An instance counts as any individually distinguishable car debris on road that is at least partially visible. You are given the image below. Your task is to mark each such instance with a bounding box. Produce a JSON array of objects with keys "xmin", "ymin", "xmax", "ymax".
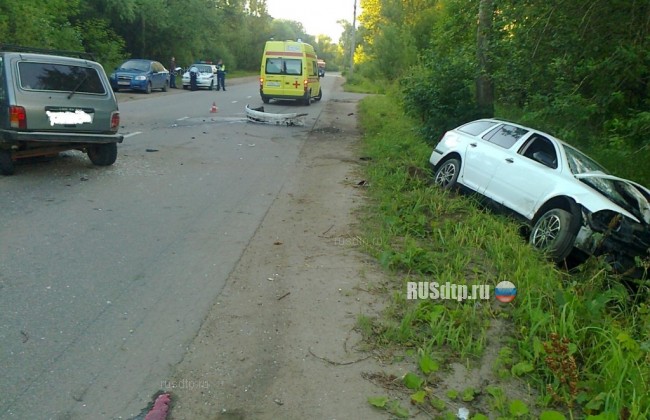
[{"xmin": 245, "ymin": 104, "xmax": 307, "ymax": 126}]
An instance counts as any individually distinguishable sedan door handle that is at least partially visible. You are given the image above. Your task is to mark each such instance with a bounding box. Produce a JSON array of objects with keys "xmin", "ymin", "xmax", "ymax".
[
  {"xmin": 505, "ymin": 158, "xmax": 514, "ymax": 163},
  {"xmin": 469, "ymin": 143, "xmax": 477, "ymax": 148}
]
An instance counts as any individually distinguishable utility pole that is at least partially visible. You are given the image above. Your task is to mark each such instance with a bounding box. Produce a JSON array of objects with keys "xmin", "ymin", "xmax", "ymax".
[{"xmin": 349, "ymin": 0, "xmax": 357, "ymax": 76}]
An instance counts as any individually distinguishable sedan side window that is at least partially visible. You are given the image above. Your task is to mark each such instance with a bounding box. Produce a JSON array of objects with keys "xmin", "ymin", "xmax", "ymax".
[
  {"xmin": 482, "ymin": 124, "xmax": 528, "ymax": 149},
  {"xmin": 458, "ymin": 120, "xmax": 498, "ymax": 136},
  {"xmin": 518, "ymin": 135, "xmax": 558, "ymax": 169}
]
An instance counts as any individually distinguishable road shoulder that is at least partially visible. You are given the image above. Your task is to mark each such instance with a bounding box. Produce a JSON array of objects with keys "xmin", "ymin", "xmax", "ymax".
[{"xmin": 168, "ymin": 83, "xmax": 389, "ymax": 419}]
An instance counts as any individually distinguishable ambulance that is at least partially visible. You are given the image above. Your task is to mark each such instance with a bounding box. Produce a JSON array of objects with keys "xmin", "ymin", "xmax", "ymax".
[{"xmin": 259, "ymin": 40, "xmax": 322, "ymax": 106}]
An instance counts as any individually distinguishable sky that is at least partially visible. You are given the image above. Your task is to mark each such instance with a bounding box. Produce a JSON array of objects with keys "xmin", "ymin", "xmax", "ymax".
[{"xmin": 265, "ymin": 0, "xmax": 360, "ymax": 43}]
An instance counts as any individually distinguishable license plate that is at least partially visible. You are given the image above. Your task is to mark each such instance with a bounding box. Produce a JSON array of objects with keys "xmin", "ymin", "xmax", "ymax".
[
  {"xmin": 118, "ymin": 81, "xmax": 130, "ymax": 86},
  {"xmin": 266, "ymin": 81, "xmax": 280, "ymax": 87},
  {"xmin": 45, "ymin": 109, "xmax": 94, "ymax": 126}
]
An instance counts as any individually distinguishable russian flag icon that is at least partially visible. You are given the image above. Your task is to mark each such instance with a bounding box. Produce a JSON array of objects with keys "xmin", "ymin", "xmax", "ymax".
[{"xmin": 495, "ymin": 281, "xmax": 517, "ymax": 303}]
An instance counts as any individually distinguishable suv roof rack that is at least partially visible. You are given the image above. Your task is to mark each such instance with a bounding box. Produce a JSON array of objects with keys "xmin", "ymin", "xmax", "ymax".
[{"xmin": 0, "ymin": 44, "xmax": 96, "ymax": 61}]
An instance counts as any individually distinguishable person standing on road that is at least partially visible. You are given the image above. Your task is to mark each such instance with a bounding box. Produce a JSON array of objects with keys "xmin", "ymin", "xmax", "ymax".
[
  {"xmin": 216, "ymin": 59, "xmax": 226, "ymax": 91},
  {"xmin": 189, "ymin": 65, "xmax": 199, "ymax": 91},
  {"xmin": 169, "ymin": 57, "xmax": 177, "ymax": 88}
]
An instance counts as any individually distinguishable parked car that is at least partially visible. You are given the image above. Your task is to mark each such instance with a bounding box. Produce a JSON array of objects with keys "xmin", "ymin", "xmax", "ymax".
[
  {"xmin": 109, "ymin": 59, "xmax": 169, "ymax": 93},
  {"xmin": 181, "ymin": 64, "xmax": 217, "ymax": 90},
  {"xmin": 429, "ymin": 118, "xmax": 650, "ymax": 270},
  {"xmin": 0, "ymin": 46, "xmax": 123, "ymax": 175}
]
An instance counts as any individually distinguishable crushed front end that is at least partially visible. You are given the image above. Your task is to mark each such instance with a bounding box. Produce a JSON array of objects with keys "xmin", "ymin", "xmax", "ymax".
[{"xmin": 575, "ymin": 209, "xmax": 650, "ymax": 273}]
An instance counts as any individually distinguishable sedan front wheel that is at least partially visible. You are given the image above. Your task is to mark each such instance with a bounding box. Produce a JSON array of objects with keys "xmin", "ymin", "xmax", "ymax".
[
  {"xmin": 529, "ymin": 208, "xmax": 577, "ymax": 262},
  {"xmin": 433, "ymin": 158, "xmax": 461, "ymax": 189}
]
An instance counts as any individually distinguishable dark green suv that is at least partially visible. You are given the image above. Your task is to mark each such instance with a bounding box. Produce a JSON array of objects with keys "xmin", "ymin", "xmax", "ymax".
[{"xmin": 0, "ymin": 46, "xmax": 123, "ymax": 175}]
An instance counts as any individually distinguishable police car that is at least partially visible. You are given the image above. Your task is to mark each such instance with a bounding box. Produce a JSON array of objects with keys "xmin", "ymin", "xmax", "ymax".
[{"xmin": 182, "ymin": 63, "xmax": 217, "ymax": 90}]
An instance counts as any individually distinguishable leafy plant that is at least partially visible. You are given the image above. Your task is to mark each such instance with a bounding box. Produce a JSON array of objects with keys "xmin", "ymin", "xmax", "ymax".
[
  {"xmin": 446, "ymin": 389, "xmax": 459, "ymax": 400},
  {"xmin": 509, "ymin": 399, "xmax": 529, "ymax": 417},
  {"xmin": 462, "ymin": 387, "xmax": 477, "ymax": 402},
  {"xmin": 403, "ymin": 372, "xmax": 424, "ymax": 390}
]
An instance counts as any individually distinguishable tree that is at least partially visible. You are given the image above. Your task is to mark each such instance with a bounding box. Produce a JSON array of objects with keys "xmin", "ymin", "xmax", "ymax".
[{"xmin": 476, "ymin": 0, "xmax": 494, "ymax": 116}]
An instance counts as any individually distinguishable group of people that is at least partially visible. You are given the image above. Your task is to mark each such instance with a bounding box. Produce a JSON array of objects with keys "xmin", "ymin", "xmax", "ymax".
[{"xmin": 169, "ymin": 56, "xmax": 226, "ymax": 91}]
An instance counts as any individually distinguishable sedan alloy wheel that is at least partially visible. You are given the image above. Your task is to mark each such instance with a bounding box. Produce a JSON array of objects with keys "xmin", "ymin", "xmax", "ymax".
[
  {"xmin": 530, "ymin": 208, "xmax": 576, "ymax": 262},
  {"xmin": 434, "ymin": 158, "xmax": 461, "ymax": 189}
]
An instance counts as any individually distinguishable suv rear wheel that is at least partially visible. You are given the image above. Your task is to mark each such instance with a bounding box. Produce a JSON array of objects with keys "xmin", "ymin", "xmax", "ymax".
[{"xmin": 87, "ymin": 143, "xmax": 118, "ymax": 166}]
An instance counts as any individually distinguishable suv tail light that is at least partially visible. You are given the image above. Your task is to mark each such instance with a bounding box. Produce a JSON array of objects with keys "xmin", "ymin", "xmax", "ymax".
[
  {"xmin": 10, "ymin": 106, "xmax": 26, "ymax": 129},
  {"xmin": 110, "ymin": 111, "xmax": 120, "ymax": 132}
]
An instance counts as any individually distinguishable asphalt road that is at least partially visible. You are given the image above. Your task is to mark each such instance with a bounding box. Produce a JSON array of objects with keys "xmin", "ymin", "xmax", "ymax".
[{"xmin": 0, "ymin": 76, "xmax": 333, "ymax": 418}]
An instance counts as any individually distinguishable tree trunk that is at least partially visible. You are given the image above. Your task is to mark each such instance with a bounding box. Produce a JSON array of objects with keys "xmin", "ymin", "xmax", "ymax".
[
  {"xmin": 476, "ymin": 0, "xmax": 495, "ymax": 117},
  {"xmin": 141, "ymin": 13, "xmax": 146, "ymax": 58}
]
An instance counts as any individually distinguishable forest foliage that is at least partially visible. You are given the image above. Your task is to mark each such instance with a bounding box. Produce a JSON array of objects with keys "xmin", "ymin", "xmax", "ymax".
[
  {"xmin": 354, "ymin": 0, "xmax": 650, "ymax": 184},
  {"xmin": 0, "ymin": 0, "xmax": 347, "ymax": 74}
]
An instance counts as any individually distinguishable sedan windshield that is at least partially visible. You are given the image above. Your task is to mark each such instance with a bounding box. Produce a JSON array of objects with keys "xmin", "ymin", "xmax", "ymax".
[
  {"xmin": 580, "ymin": 177, "xmax": 650, "ymax": 224},
  {"xmin": 120, "ymin": 60, "xmax": 150, "ymax": 72},
  {"xmin": 563, "ymin": 145, "xmax": 608, "ymax": 174}
]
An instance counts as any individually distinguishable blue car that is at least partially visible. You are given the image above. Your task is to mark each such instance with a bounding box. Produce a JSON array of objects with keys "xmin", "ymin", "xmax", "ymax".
[{"xmin": 109, "ymin": 59, "xmax": 169, "ymax": 93}]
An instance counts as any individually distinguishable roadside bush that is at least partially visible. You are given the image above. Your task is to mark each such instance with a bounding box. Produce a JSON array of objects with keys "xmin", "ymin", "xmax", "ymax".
[{"xmin": 400, "ymin": 54, "xmax": 484, "ymax": 144}]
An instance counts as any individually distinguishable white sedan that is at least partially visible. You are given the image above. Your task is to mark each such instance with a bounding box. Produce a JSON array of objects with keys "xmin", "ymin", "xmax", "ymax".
[
  {"xmin": 182, "ymin": 63, "xmax": 217, "ymax": 90},
  {"xmin": 429, "ymin": 119, "xmax": 650, "ymax": 270}
]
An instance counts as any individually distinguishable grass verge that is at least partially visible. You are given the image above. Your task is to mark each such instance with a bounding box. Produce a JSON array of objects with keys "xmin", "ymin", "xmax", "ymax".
[{"xmin": 355, "ymin": 93, "xmax": 650, "ymax": 419}]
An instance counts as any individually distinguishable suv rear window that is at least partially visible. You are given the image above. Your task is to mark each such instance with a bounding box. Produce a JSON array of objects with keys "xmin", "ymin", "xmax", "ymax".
[
  {"xmin": 18, "ymin": 62, "xmax": 106, "ymax": 94},
  {"xmin": 264, "ymin": 58, "xmax": 302, "ymax": 76}
]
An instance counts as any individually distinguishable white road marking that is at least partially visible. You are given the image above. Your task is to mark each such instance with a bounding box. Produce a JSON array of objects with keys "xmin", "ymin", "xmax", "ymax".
[{"xmin": 177, "ymin": 116, "xmax": 189, "ymax": 121}]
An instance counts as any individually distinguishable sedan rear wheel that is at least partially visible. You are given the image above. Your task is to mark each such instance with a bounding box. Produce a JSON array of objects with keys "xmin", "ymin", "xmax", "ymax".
[
  {"xmin": 529, "ymin": 208, "xmax": 577, "ymax": 262},
  {"xmin": 433, "ymin": 158, "xmax": 461, "ymax": 189}
]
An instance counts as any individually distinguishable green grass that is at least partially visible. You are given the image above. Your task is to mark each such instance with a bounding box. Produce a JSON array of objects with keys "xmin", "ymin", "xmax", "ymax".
[
  {"xmin": 356, "ymin": 94, "xmax": 650, "ymax": 419},
  {"xmin": 343, "ymin": 72, "xmax": 387, "ymax": 94}
]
